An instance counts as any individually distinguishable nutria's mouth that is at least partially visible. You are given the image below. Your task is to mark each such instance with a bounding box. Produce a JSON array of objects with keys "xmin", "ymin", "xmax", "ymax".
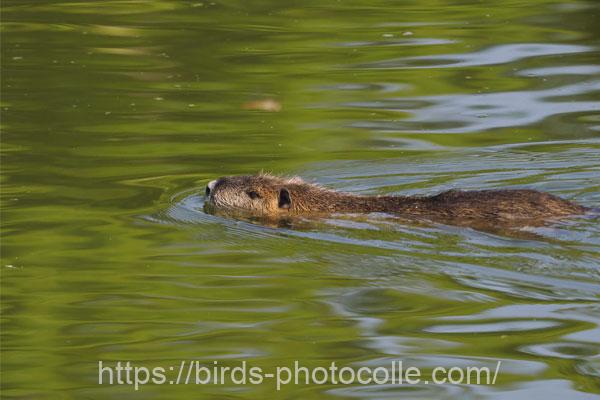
[{"xmin": 202, "ymin": 200, "xmax": 215, "ymax": 214}]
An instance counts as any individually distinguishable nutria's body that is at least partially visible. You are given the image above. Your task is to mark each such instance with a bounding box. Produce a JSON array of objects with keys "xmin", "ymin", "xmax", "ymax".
[{"xmin": 204, "ymin": 174, "xmax": 588, "ymax": 228}]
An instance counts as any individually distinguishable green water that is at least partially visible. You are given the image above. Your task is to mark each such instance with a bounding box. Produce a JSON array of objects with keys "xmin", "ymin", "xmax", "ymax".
[{"xmin": 2, "ymin": 0, "xmax": 600, "ymax": 398}]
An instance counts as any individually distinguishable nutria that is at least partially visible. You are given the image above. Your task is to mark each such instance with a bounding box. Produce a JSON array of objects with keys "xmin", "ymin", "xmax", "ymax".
[{"xmin": 203, "ymin": 174, "xmax": 589, "ymax": 230}]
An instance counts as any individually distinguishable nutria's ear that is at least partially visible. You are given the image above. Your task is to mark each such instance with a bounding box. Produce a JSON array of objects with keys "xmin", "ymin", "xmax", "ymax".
[{"xmin": 278, "ymin": 188, "xmax": 291, "ymax": 209}]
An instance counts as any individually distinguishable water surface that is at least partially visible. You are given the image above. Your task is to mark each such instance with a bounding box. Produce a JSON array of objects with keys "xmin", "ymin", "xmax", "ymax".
[{"xmin": 2, "ymin": 0, "xmax": 600, "ymax": 398}]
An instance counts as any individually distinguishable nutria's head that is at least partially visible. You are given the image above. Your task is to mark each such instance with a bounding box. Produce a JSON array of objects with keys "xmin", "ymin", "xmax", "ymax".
[{"xmin": 204, "ymin": 174, "xmax": 309, "ymax": 216}]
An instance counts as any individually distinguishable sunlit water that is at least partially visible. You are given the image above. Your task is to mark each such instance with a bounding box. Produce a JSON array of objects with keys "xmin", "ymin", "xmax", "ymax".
[{"xmin": 2, "ymin": 0, "xmax": 600, "ymax": 398}]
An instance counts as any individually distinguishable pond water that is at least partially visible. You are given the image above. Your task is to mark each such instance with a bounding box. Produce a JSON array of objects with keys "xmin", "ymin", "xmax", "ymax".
[{"xmin": 2, "ymin": 0, "xmax": 600, "ymax": 398}]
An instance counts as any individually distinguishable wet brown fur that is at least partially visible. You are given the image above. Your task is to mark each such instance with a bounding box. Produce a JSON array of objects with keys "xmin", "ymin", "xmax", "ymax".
[{"xmin": 204, "ymin": 174, "xmax": 588, "ymax": 227}]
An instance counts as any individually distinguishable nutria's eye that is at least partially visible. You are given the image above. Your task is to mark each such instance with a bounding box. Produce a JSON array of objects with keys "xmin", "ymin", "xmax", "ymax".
[
  {"xmin": 246, "ymin": 191, "xmax": 260, "ymax": 199},
  {"xmin": 205, "ymin": 186, "xmax": 211, "ymax": 197}
]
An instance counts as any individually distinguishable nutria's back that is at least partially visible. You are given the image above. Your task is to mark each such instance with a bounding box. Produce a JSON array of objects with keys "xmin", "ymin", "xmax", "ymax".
[{"xmin": 204, "ymin": 174, "xmax": 588, "ymax": 227}]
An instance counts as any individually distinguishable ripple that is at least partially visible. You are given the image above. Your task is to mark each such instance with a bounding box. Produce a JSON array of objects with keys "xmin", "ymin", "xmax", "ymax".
[
  {"xmin": 357, "ymin": 43, "xmax": 592, "ymax": 69},
  {"xmin": 425, "ymin": 320, "xmax": 560, "ymax": 334},
  {"xmin": 521, "ymin": 342, "xmax": 600, "ymax": 359},
  {"xmin": 575, "ymin": 360, "xmax": 600, "ymax": 379},
  {"xmin": 327, "ymin": 381, "xmax": 467, "ymax": 398},
  {"xmin": 517, "ymin": 65, "xmax": 600, "ymax": 77},
  {"xmin": 337, "ymin": 37, "xmax": 455, "ymax": 48},
  {"xmin": 347, "ymin": 80, "xmax": 600, "ymax": 133},
  {"xmin": 469, "ymin": 379, "xmax": 600, "ymax": 400}
]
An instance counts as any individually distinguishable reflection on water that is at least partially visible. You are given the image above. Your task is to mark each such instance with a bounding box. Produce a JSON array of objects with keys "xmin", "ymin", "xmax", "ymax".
[
  {"xmin": 2, "ymin": 0, "xmax": 600, "ymax": 398},
  {"xmin": 347, "ymin": 81, "xmax": 600, "ymax": 133},
  {"xmin": 359, "ymin": 43, "xmax": 591, "ymax": 69}
]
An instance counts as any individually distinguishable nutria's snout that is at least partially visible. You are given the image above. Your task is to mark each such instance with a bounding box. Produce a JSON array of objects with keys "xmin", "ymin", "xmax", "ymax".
[{"xmin": 205, "ymin": 179, "xmax": 218, "ymax": 198}]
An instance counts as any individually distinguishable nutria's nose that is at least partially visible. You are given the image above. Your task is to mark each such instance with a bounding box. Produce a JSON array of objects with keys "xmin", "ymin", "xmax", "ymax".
[{"xmin": 206, "ymin": 180, "xmax": 217, "ymax": 197}]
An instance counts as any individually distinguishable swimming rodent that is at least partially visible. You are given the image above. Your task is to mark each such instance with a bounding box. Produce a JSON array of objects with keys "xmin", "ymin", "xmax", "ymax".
[{"xmin": 203, "ymin": 174, "xmax": 589, "ymax": 229}]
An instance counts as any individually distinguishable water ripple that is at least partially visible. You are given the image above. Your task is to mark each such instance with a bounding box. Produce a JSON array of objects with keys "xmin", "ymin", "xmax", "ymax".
[
  {"xmin": 347, "ymin": 80, "xmax": 600, "ymax": 133},
  {"xmin": 357, "ymin": 43, "xmax": 592, "ymax": 69}
]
